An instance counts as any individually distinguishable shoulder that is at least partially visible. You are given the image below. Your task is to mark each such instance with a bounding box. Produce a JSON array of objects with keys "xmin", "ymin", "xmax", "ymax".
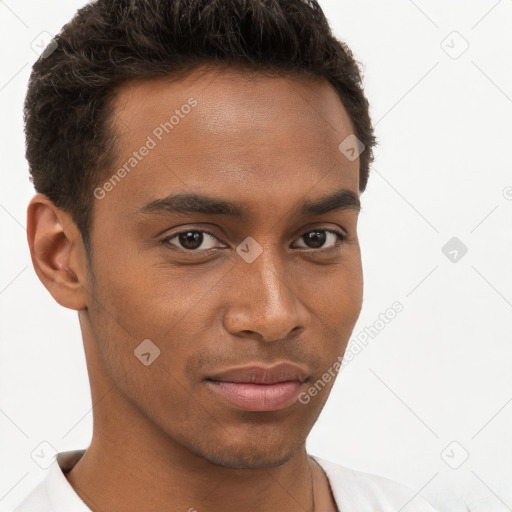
[{"xmin": 312, "ymin": 455, "xmax": 439, "ymax": 512}]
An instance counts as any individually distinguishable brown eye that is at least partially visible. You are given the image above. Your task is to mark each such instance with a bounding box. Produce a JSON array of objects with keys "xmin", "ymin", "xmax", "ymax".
[
  {"xmin": 293, "ymin": 229, "xmax": 346, "ymax": 250},
  {"xmin": 162, "ymin": 230, "xmax": 224, "ymax": 251}
]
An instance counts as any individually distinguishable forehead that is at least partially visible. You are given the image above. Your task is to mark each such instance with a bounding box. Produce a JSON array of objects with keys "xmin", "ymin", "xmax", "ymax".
[
  {"xmin": 100, "ymin": 65, "xmax": 360, "ymax": 217},
  {"xmin": 111, "ymin": 64, "xmax": 355, "ymax": 135}
]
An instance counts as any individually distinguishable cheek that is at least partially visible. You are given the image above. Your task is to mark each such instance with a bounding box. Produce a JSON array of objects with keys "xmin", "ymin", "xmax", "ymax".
[
  {"xmin": 87, "ymin": 239, "xmax": 221, "ymax": 388},
  {"xmin": 309, "ymin": 253, "xmax": 363, "ymax": 322},
  {"xmin": 85, "ymin": 261, "xmax": 200, "ymax": 424},
  {"xmin": 308, "ymin": 256, "xmax": 363, "ymax": 360},
  {"xmin": 338, "ymin": 244, "xmax": 363, "ymax": 312},
  {"xmin": 341, "ymin": 258, "xmax": 364, "ymax": 319},
  {"xmin": 90, "ymin": 235, "xmax": 200, "ymax": 331}
]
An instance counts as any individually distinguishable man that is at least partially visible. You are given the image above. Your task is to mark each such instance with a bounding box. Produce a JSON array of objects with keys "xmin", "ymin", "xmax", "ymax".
[{"xmin": 16, "ymin": 0, "xmax": 438, "ymax": 510}]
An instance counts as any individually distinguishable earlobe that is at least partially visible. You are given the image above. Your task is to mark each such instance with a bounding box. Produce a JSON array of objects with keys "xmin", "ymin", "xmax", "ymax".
[{"xmin": 26, "ymin": 194, "xmax": 89, "ymax": 311}]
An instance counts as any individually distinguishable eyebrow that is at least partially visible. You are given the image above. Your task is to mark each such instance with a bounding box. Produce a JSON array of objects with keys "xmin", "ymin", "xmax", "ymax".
[{"xmin": 135, "ymin": 187, "xmax": 360, "ymax": 218}]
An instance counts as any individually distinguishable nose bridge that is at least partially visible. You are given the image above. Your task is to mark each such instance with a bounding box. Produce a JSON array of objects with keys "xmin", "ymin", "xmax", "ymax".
[
  {"xmin": 252, "ymin": 249, "xmax": 289, "ymax": 312},
  {"xmin": 225, "ymin": 242, "xmax": 307, "ymax": 341}
]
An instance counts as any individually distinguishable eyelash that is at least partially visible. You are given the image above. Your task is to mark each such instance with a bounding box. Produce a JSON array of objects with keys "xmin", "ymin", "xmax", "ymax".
[{"xmin": 160, "ymin": 228, "xmax": 347, "ymax": 254}]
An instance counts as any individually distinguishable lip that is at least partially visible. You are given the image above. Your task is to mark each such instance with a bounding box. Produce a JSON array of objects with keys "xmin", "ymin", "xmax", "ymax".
[
  {"xmin": 205, "ymin": 362, "xmax": 309, "ymax": 412},
  {"xmin": 207, "ymin": 362, "xmax": 309, "ymax": 384}
]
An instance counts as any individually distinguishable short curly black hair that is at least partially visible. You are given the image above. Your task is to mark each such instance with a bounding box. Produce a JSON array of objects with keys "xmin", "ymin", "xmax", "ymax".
[{"xmin": 24, "ymin": 0, "xmax": 376, "ymax": 258}]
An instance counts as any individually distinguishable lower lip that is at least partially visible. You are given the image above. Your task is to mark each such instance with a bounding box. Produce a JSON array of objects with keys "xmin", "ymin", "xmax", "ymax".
[{"xmin": 206, "ymin": 380, "xmax": 303, "ymax": 411}]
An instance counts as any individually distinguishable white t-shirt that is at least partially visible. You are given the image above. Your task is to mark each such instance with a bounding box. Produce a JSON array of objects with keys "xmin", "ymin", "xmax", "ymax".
[{"xmin": 13, "ymin": 450, "xmax": 438, "ymax": 512}]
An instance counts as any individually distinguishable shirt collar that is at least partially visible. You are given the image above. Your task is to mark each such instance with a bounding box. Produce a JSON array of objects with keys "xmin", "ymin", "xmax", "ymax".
[{"xmin": 46, "ymin": 450, "xmax": 91, "ymax": 512}]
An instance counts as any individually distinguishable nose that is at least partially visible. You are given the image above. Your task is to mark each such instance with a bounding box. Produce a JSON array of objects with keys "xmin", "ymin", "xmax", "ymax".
[{"xmin": 223, "ymin": 248, "xmax": 310, "ymax": 343}]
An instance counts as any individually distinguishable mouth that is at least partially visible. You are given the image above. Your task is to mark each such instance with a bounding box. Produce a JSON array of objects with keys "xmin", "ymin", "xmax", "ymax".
[{"xmin": 205, "ymin": 362, "xmax": 309, "ymax": 412}]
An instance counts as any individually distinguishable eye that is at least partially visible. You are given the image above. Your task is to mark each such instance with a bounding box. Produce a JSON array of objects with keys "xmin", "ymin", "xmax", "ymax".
[
  {"xmin": 161, "ymin": 229, "xmax": 225, "ymax": 252},
  {"xmin": 161, "ymin": 227, "xmax": 347, "ymax": 254},
  {"xmin": 293, "ymin": 229, "xmax": 347, "ymax": 250}
]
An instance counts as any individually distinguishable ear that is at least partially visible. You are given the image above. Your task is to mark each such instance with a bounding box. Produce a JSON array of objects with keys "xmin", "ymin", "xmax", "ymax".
[{"xmin": 26, "ymin": 193, "xmax": 89, "ymax": 311}]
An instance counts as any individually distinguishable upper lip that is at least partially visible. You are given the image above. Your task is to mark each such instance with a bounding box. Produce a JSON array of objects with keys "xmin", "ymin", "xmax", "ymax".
[{"xmin": 206, "ymin": 362, "xmax": 309, "ymax": 384}]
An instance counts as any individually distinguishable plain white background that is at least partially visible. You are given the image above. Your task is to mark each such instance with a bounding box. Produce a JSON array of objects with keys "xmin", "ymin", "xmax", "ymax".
[{"xmin": 1, "ymin": 1, "xmax": 511, "ymax": 511}]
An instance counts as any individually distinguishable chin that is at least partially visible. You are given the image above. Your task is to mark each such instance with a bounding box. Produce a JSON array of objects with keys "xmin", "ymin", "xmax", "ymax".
[
  {"xmin": 202, "ymin": 447, "xmax": 298, "ymax": 470},
  {"xmin": 186, "ymin": 431, "xmax": 304, "ymax": 470}
]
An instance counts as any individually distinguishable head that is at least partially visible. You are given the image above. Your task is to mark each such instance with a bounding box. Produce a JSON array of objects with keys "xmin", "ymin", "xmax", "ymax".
[{"xmin": 25, "ymin": 0, "xmax": 376, "ymax": 469}]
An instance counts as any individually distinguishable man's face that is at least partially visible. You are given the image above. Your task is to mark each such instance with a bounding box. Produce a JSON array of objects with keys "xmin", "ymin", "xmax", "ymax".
[{"xmin": 84, "ymin": 66, "xmax": 363, "ymax": 469}]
